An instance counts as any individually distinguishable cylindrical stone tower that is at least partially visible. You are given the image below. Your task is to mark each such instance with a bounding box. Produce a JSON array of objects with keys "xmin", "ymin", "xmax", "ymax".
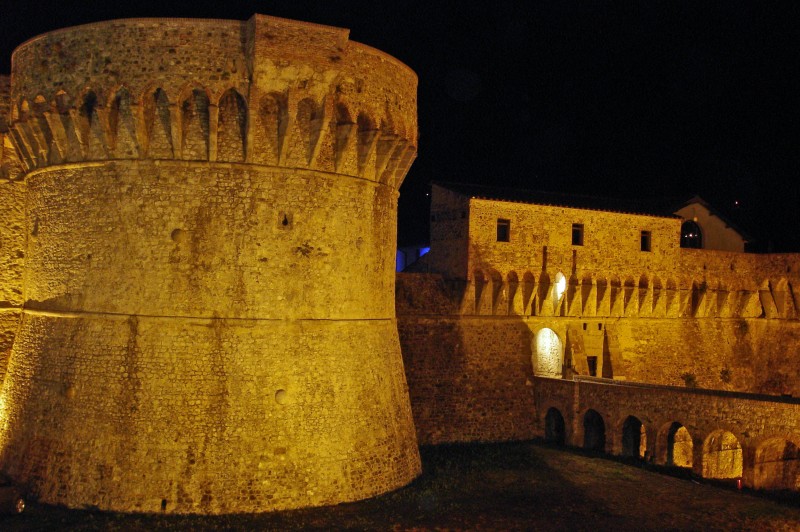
[{"xmin": 0, "ymin": 15, "xmax": 420, "ymax": 513}]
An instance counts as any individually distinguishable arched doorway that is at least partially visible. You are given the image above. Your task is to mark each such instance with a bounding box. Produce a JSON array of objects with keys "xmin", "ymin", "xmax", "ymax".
[
  {"xmin": 754, "ymin": 438, "xmax": 800, "ymax": 491},
  {"xmin": 545, "ymin": 407, "xmax": 566, "ymax": 445},
  {"xmin": 583, "ymin": 409, "xmax": 605, "ymax": 452},
  {"xmin": 622, "ymin": 416, "xmax": 647, "ymax": 459},
  {"xmin": 680, "ymin": 220, "xmax": 703, "ymax": 249},
  {"xmin": 703, "ymin": 430, "xmax": 743, "ymax": 479},
  {"xmin": 532, "ymin": 328, "xmax": 563, "ymax": 378},
  {"xmin": 667, "ymin": 422, "xmax": 693, "ymax": 468}
]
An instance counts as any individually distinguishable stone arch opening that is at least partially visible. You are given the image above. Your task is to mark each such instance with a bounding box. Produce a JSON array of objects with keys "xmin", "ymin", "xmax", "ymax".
[
  {"xmin": 54, "ymin": 90, "xmax": 70, "ymax": 114},
  {"xmin": 622, "ymin": 415, "xmax": 647, "ymax": 459},
  {"xmin": 702, "ymin": 430, "xmax": 743, "ymax": 480},
  {"xmin": 583, "ymin": 409, "xmax": 605, "ymax": 452},
  {"xmin": 666, "ymin": 422, "xmax": 693, "ymax": 468},
  {"xmin": 296, "ymin": 97, "xmax": 322, "ymax": 165},
  {"xmin": 488, "ymin": 270, "xmax": 503, "ymax": 314},
  {"xmin": 506, "ymin": 271, "xmax": 519, "ymax": 315},
  {"xmin": 356, "ymin": 111, "xmax": 377, "ymax": 172},
  {"xmin": 521, "ymin": 272, "xmax": 535, "ymax": 315},
  {"xmin": 473, "ymin": 270, "xmax": 487, "ymax": 314},
  {"xmin": 181, "ymin": 88, "xmax": 210, "ymax": 160},
  {"xmin": 32, "ymin": 94, "xmax": 48, "ymax": 116},
  {"xmin": 595, "ymin": 277, "xmax": 608, "ymax": 312},
  {"xmin": 537, "ymin": 272, "xmax": 551, "ymax": 315},
  {"xmin": 623, "ymin": 276, "xmax": 636, "ymax": 312},
  {"xmin": 80, "ymin": 91, "xmax": 98, "ymax": 123},
  {"xmin": 553, "ymin": 271, "xmax": 566, "ymax": 305},
  {"xmin": 144, "ymin": 88, "xmax": 173, "ymax": 158},
  {"xmin": 609, "ymin": 276, "xmax": 622, "ymax": 315},
  {"xmin": 532, "ymin": 328, "xmax": 563, "ymax": 378},
  {"xmin": 257, "ymin": 93, "xmax": 287, "ymax": 165},
  {"xmin": 681, "ymin": 220, "xmax": 703, "ymax": 248},
  {"xmin": 217, "ymin": 89, "xmax": 248, "ymax": 162},
  {"xmin": 545, "ymin": 407, "xmax": 566, "ymax": 446},
  {"xmin": 638, "ymin": 274, "xmax": 649, "ymax": 311},
  {"xmin": 754, "ymin": 438, "xmax": 800, "ymax": 491},
  {"xmin": 651, "ymin": 276, "xmax": 663, "ymax": 310},
  {"xmin": 79, "ymin": 90, "xmax": 106, "ymax": 159},
  {"xmin": 109, "ymin": 87, "xmax": 138, "ymax": 158}
]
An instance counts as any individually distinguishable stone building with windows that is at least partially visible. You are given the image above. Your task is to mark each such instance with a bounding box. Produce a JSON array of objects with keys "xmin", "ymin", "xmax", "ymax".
[{"xmin": 397, "ymin": 182, "xmax": 800, "ymax": 487}]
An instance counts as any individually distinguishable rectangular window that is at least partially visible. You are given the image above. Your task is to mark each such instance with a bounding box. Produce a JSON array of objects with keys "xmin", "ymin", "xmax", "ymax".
[
  {"xmin": 571, "ymin": 223, "xmax": 584, "ymax": 246},
  {"xmin": 641, "ymin": 230, "xmax": 652, "ymax": 252},
  {"xmin": 496, "ymin": 218, "xmax": 510, "ymax": 242}
]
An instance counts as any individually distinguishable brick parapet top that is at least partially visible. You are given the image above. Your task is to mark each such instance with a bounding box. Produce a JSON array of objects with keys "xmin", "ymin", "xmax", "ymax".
[
  {"xmin": 564, "ymin": 375, "xmax": 800, "ymax": 405},
  {"xmin": 11, "ymin": 15, "xmax": 414, "ymax": 77}
]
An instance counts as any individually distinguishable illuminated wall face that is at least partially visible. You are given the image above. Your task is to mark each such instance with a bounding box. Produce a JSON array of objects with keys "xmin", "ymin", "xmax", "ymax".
[
  {"xmin": 533, "ymin": 328, "xmax": 563, "ymax": 377},
  {"xmin": 553, "ymin": 271, "xmax": 567, "ymax": 305},
  {"xmin": 671, "ymin": 426, "xmax": 693, "ymax": 468},
  {"xmin": 703, "ymin": 430, "xmax": 743, "ymax": 479}
]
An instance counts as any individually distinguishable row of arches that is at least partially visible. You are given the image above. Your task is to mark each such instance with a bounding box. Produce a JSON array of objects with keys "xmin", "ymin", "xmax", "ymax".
[
  {"xmin": 8, "ymin": 87, "xmax": 415, "ymax": 187},
  {"xmin": 470, "ymin": 269, "xmax": 797, "ymax": 320},
  {"xmin": 544, "ymin": 407, "xmax": 800, "ymax": 491}
]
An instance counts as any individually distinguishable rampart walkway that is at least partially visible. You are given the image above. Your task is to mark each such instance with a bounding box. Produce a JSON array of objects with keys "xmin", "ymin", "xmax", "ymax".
[{"xmin": 534, "ymin": 376, "xmax": 800, "ymax": 491}]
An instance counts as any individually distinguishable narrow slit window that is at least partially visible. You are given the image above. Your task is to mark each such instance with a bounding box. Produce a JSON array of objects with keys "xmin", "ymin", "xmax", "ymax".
[
  {"xmin": 641, "ymin": 230, "xmax": 652, "ymax": 252},
  {"xmin": 497, "ymin": 218, "xmax": 510, "ymax": 242},
  {"xmin": 571, "ymin": 223, "xmax": 584, "ymax": 246}
]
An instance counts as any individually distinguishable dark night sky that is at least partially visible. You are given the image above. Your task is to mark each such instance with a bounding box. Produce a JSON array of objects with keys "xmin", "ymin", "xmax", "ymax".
[{"xmin": 3, "ymin": 1, "xmax": 800, "ymax": 249}]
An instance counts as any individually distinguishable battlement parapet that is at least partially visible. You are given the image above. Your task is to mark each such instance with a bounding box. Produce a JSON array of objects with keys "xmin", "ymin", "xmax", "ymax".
[
  {"xmin": 6, "ymin": 15, "xmax": 416, "ymax": 186},
  {"xmin": 398, "ymin": 263, "xmax": 800, "ymax": 320}
]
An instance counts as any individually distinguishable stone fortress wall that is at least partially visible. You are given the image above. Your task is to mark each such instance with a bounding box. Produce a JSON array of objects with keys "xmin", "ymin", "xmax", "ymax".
[
  {"xmin": 0, "ymin": 15, "xmax": 420, "ymax": 514},
  {"xmin": 397, "ymin": 185, "xmax": 800, "ymax": 446}
]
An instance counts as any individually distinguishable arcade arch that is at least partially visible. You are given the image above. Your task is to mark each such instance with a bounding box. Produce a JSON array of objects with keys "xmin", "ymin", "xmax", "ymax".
[
  {"xmin": 702, "ymin": 430, "xmax": 743, "ymax": 479},
  {"xmin": 532, "ymin": 328, "xmax": 563, "ymax": 378}
]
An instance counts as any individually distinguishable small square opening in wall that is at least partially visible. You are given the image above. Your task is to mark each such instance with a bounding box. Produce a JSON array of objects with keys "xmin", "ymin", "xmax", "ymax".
[
  {"xmin": 279, "ymin": 212, "xmax": 293, "ymax": 230},
  {"xmin": 571, "ymin": 223, "xmax": 584, "ymax": 246},
  {"xmin": 496, "ymin": 218, "xmax": 510, "ymax": 242},
  {"xmin": 641, "ymin": 230, "xmax": 652, "ymax": 252}
]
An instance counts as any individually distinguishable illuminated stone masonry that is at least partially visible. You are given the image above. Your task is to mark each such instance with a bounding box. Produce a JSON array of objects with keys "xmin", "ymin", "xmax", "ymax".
[
  {"xmin": 396, "ymin": 183, "xmax": 800, "ymax": 492},
  {"xmin": 0, "ymin": 15, "xmax": 420, "ymax": 513}
]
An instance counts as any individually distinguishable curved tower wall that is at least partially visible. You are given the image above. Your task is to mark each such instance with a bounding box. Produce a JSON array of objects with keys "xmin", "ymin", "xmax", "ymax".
[{"xmin": 0, "ymin": 15, "xmax": 420, "ymax": 513}]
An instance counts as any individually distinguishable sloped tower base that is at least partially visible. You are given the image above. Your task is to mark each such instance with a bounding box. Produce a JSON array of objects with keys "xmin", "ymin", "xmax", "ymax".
[{"xmin": 2, "ymin": 315, "xmax": 418, "ymax": 513}]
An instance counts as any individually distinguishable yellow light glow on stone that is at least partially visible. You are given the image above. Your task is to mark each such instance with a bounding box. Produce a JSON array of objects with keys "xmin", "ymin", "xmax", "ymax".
[
  {"xmin": 533, "ymin": 328, "xmax": 563, "ymax": 378},
  {"xmin": 554, "ymin": 272, "xmax": 566, "ymax": 302}
]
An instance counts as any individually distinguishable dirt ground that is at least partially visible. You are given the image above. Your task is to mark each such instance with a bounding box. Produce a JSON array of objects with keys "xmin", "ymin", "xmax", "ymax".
[{"xmin": 2, "ymin": 441, "xmax": 799, "ymax": 531}]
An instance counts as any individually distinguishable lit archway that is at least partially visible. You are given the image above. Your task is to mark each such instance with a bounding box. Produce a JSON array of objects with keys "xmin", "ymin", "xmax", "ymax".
[
  {"xmin": 583, "ymin": 409, "xmax": 605, "ymax": 452},
  {"xmin": 703, "ymin": 430, "xmax": 743, "ymax": 479},
  {"xmin": 545, "ymin": 407, "xmax": 566, "ymax": 446},
  {"xmin": 622, "ymin": 416, "xmax": 647, "ymax": 459},
  {"xmin": 667, "ymin": 422, "xmax": 693, "ymax": 468},
  {"xmin": 754, "ymin": 438, "xmax": 800, "ymax": 491},
  {"xmin": 532, "ymin": 328, "xmax": 563, "ymax": 378}
]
